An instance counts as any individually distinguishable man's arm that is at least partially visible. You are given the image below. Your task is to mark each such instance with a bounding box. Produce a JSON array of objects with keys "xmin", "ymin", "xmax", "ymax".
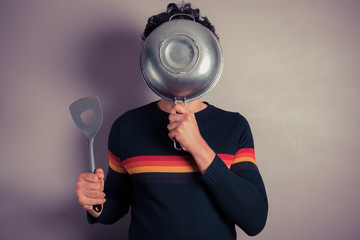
[{"xmin": 167, "ymin": 104, "xmax": 268, "ymax": 236}]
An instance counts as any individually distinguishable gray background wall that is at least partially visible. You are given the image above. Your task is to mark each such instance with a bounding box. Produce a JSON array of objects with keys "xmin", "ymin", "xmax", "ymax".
[{"xmin": 1, "ymin": 0, "xmax": 359, "ymax": 239}]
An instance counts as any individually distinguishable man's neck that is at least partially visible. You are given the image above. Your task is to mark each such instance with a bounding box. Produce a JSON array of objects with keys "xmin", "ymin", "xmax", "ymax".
[{"xmin": 157, "ymin": 98, "xmax": 207, "ymax": 113}]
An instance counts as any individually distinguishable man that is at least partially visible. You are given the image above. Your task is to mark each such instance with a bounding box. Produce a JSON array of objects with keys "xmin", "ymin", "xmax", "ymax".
[{"xmin": 75, "ymin": 3, "xmax": 268, "ymax": 239}]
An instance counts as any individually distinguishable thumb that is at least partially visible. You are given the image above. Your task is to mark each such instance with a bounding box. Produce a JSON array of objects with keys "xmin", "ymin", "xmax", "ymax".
[{"xmin": 94, "ymin": 168, "xmax": 104, "ymax": 180}]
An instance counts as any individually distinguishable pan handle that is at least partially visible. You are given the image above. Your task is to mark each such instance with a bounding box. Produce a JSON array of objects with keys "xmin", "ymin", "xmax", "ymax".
[
  {"xmin": 173, "ymin": 98, "xmax": 187, "ymax": 151},
  {"xmin": 169, "ymin": 13, "xmax": 195, "ymax": 22},
  {"xmin": 173, "ymin": 139, "xmax": 183, "ymax": 150}
]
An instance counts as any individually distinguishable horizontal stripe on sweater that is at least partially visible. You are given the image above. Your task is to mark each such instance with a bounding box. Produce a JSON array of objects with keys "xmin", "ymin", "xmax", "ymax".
[{"xmin": 109, "ymin": 148, "xmax": 257, "ymax": 174}]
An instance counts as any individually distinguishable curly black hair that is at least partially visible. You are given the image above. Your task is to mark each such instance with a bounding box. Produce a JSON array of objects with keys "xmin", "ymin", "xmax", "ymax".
[{"xmin": 141, "ymin": 2, "xmax": 218, "ymax": 41}]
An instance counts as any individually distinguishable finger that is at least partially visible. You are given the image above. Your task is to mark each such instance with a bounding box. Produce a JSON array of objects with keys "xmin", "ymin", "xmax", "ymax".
[
  {"xmin": 82, "ymin": 204, "xmax": 92, "ymax": 211},
  {"xmin": 94, "ymin": 168, "xmax": 104, "ymax": 180},
  {"xmin": 82, "ymin": 189, "xmax": 106, "ymax": 199},
  {"xmin": 79, "ymin": 196, "xmax": 106, "ymax": 209},
  {"xmin": 168, "ymin": 130, "xmax": 177, "ymax": 141},
  {"xmin": 77, "ymin": 180, "xmax": 103, "ymax": 191},
  {"xmin": 94, "ymin": 168, "xmax": 105, "ymax": 191},
  {"xmin": 101, "ymin": 178, "xmax": 104, "ymax": 191},
  {"xmin": 167, "ymin": 122, "xmax": 177, "ymax": 132},
  {"xmin": 78, "ymin": 173, "xmax": 102, "ymax": 183},
  {"xmin": 170, "ymin": 103, "xmax": 188, "ymax": 114},
  {"xmin": 168, "ymin": 125, "xmax": 185, "ymax": 140},
  {"xmin": 168, "ymin": 112, "xmax": 185, "ymax": 123}
]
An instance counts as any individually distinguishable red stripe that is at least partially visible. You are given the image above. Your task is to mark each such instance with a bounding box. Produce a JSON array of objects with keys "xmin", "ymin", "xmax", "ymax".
[
  {"xmin": 123, "ymin": 155, "xmax": 193, "ymax": 164},
  {"xmin": 123, "ymin": 155, "xmax": 196, "ymax": 170},
  {"xmin": 125, "ymin": 160, "xmax": 197, "ymax": 168},
  {"xmin": 109, "ymin": 150, "xmax": 124, "ymax": 168},
  {"xmin": 217, "ymin": 154, "xmax": 233, "ymax": 161},
  {"xmin": 217, "ymin": 154, "xmax": 233, "ymax": 167},
  {"xmin": 236, "ymin": 148, "xmax": 254, "ymax": 154},
  {"xmin": 109, "ymin": 150, "xmax": 121, "ymax": 162},
  {"xmin": 117, "ymin": 148, "xmax": 256, "ymax": 172}
]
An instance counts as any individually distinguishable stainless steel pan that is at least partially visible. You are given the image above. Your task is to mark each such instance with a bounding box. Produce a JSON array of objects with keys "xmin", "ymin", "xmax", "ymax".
[{"xmin": 140, "ymin": 17, "xmax": 224, "ymax": 104}]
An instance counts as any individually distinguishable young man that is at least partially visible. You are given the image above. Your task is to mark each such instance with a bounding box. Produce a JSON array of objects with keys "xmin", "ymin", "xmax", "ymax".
[{"xmin": 75, "ymin": 3, "xmax": 268, "ymax": 239}]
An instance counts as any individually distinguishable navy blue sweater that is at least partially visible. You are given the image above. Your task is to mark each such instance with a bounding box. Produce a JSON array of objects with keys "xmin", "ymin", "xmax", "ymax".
[{"xmin": 88, "ymin": 101, "xmax": 268, "ymax": 239}]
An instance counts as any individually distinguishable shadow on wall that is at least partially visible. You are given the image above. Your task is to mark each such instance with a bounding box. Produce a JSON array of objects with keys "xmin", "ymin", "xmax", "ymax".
[
  {"xmin": 71, "ymin": 28, "xmax": 148, "ymax": 239},
  {"xmin": 84, "ymin": 28, "xmax": 145, "ymax": 102}
]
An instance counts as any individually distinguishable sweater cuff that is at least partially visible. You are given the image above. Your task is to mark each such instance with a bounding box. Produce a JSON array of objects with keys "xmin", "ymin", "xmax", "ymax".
[{"xmin": 201, "ymin": 155, "xmax": 231, "ymax": 189}]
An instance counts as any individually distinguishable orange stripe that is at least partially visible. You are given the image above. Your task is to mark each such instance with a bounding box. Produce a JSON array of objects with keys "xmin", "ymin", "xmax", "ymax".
[
  {"xmin": 110, "ymin": 158, "xmax": 124, "ymax": 168},
  {"xmin": 123, "ymin": 155, "xmax": 195, "ymax": 168},
  {"xmin": 108, "ymin": 150, "xmax": 127, "ymax": 173},
  {"xmin": 109, "ymin": 161, "xmax": 127, "ymax": 173},
  {"xmin": 235, "ymin": 152, "xmax": 255, "ymax": 159},
  {"xmin": 125, "ymin": 160, "xmax": 197, "ymax": 169},
  {"xmin": 109, "ymin": 151, "xmax": 121, "ymax": 164},
  {"xmin": 233, "ymin": 148, "xmax": 256, "ymax": 165},
  {"xmin": 127, "ymin": 165, "xmax": 199, "ymax": 174},
  {"xmin": 114, "ymin": 148, "xmax": 256, "ymax": 174},
  {"xmin": 122, "ymin": 155, "xmax": 198, "ymax": 174},
  {"xmin": 232, "ymin": 157, "xmax": 257, "ymax": 165}
]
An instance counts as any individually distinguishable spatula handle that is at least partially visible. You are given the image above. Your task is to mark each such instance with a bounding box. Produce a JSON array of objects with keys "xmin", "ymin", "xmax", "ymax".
[
  {"xmin": 93, "ymin": 204, "xmax": 102, "ymax": 212},
  {"xmin": 88, "ymin": 139, "xmax": 103, "ymax": 213}
]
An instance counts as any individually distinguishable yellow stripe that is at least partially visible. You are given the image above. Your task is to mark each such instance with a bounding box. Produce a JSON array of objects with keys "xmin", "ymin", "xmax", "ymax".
[
  {"xmin": 232, "ymin": 157, "xmax": 257, "ymax": 166},
  {"xmin": 127, "ymin": 165, "xmax": 199, "ymax": 174},
  {"xmin": 109, "ymin": 161, "xmax": 127, "ymax": 173}
]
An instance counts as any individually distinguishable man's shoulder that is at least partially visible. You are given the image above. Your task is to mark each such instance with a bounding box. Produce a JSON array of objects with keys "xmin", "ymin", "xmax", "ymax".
[
  {"xmin": 207, "ymin": 104, "xmax": 251, "ymax": 129},
  {"xmin": 123, "ymin": 101, "xmax": 156, "ymax": 116},
  {"xmin": 209, "ymin": 104, "xmax": 243, "ymax": 119}
]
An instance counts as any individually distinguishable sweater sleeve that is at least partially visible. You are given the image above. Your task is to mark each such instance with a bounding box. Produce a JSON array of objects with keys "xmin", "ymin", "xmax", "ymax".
[
  {"xmin": 88, "ymin": 117, "xmax": 132, "ymax": 225},
  {"xmin": 201, "ymin": 115, "xmax": 268, "ymax": 236}
]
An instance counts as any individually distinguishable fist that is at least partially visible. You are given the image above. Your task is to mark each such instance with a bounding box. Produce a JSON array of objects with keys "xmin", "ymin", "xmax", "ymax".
[
  {"xmin": 167, "ymin": 103, "xmax": 203, "ymax": 153},
  {"xmin": 75, "ymin": 168, "xmax": 106, "ymax": 212}
]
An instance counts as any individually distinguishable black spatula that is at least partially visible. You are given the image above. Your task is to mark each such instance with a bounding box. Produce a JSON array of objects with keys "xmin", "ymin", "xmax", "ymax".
[{"xmin": 69, "ymin": 96, "xmax": 103, "ymax": 212}]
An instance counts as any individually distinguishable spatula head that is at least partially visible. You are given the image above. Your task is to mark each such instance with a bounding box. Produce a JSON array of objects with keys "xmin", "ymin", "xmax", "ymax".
[{"xmin": 69, "ymin": 96, "xmax": 103, "ymax": 139}]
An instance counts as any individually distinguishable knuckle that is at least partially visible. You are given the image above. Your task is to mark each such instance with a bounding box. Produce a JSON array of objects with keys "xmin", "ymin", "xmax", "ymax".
[
  {"xmin": 88, "ymin": 174, "xmax": 97, "ymax": 182},
  {"xmin": 75, "ymin": 189, "xmax": 82, "ymax": 196},
  {"xmin": 77, "ymin": 174, "xmax": 83, "ymax": 182},
  {"xmin": 92, "ymin": 183, "xmax": 100, "ymax": 191},
  {"xmin": 95, "ymin": 168, "xmax": 104, "ymax": 176},
  {"xmin": 78, "ymin": 173, "xmax": 87, "ymax": 179},
  {"xmin": 175, "ymin": 127, "xmax": 183, "ymax": 134},
  {"xmin": 78, "ymin": 197, "xmax": 86, "ymax": 206},
  {"xmin": 75, "ymin": 181, "xmax": 82, "ymax": 189},
  {"xmin": 95, "ymin": 191, "xmax": 102, "ymax": 198},
  {"xmin": 99, "ymin": 191, "xmax": 105, "ymax": 198},
  {"xmin": 83, "ymin": 205, "xmax": 91, "ymax": 211}
]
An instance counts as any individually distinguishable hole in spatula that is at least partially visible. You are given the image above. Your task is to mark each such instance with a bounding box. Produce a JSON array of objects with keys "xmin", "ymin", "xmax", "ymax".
[{"xmin": 81, "ymin": 109, "xmax": 95, "ymax": 125}]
